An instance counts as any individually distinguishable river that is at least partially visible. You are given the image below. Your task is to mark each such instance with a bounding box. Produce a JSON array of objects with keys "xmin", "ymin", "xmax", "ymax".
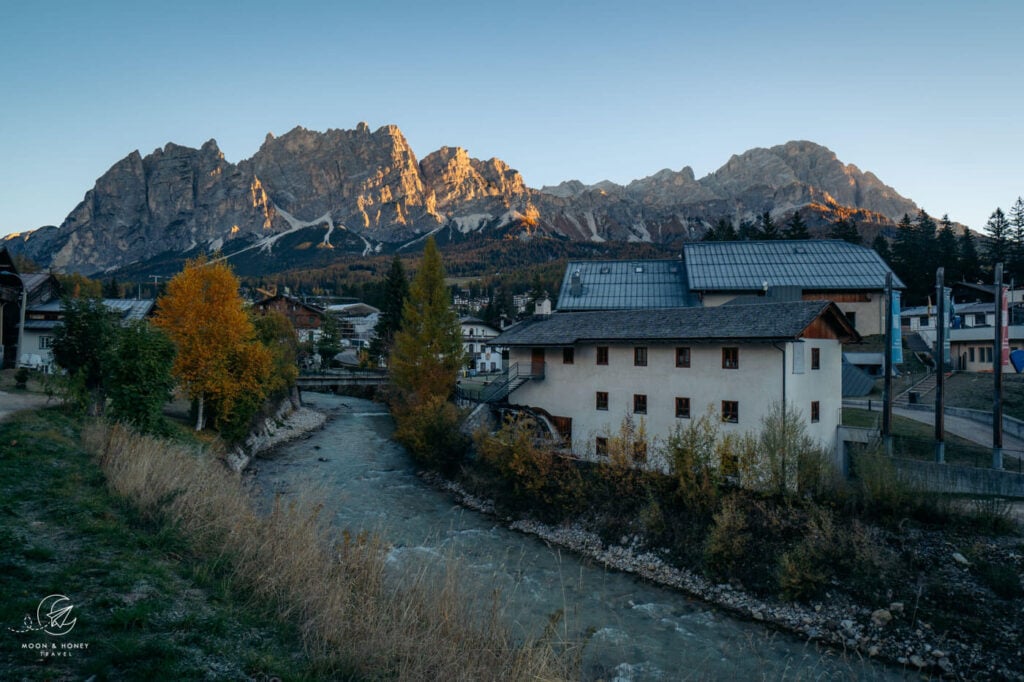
[{"xmin": 253, "ymin": 394, "xmax": 904, "ymax": 681}]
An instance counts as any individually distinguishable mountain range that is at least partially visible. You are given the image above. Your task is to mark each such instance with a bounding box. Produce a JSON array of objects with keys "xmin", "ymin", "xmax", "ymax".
[{"xmin": 3, "ymin": 123, "xmax": 920, "ymax": 276}]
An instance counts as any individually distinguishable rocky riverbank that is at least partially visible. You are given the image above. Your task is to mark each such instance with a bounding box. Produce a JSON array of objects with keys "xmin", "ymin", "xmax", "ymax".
[
  {"xmin": 228, "ymin": 401, "xmax": 326, "ymax": 471},
  {"xmin": 423, "ymin": 472, "xmax": 1024, "ymax": 681}
]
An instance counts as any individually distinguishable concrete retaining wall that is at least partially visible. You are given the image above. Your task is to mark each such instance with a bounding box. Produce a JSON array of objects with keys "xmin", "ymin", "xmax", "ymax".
[{"xmin": 891, "ymin": 457, "xmax": 1024, "ymax": 498}]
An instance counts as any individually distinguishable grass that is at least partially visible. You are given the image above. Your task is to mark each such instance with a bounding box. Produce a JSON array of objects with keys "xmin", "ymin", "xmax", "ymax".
[
  {"xmin": 0, "ymin": 407, "xmax": 316, "ymax": 681},
  {"xmin": 2, "ymin": 407, "xmax": 575, "ymax": 680},
  {"xmin": 842, "ymin": 407, "xmax": 996, "ymax": 466}
]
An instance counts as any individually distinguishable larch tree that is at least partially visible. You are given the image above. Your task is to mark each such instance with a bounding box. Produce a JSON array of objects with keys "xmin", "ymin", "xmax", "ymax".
[
  {"xmin": 154, "ymin": 256, "xmax": 272, "ymax": 431},
  {"xmin": 389, "ymin": 237, "xmax": 465, "ymax": 402}
]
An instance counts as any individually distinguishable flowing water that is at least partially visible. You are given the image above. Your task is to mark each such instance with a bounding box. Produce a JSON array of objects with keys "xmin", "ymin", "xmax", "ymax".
[{"xmin": 253, "ymin": 394, "xmax": 904, "ymax": 681}]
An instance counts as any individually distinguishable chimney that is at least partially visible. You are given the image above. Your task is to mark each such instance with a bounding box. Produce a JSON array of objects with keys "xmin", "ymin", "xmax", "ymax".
[
  {"xmin": 570, "ymin": 270, "xmax": 582, "ymax": 297},
  {"xmin": 535, "ymin": 297, "xmax": 552, "ymax": 316}
]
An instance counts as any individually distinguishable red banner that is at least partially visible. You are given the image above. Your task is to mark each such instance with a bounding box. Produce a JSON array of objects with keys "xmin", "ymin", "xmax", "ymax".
[{"xmin": 1002, "ymin": 285, "xmax": 1011, "ymax": 366}]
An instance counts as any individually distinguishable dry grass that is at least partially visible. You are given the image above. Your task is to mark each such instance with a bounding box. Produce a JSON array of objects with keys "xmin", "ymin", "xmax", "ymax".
[{"xmin": 85, "ymin": 422, "xmax": 576, "ymax": 681}]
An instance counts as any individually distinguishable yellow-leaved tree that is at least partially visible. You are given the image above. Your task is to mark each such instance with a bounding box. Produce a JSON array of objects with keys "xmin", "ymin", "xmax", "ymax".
[{"xmin": 154, "ymin": 256, "xmax": 272, "ymax": 432}]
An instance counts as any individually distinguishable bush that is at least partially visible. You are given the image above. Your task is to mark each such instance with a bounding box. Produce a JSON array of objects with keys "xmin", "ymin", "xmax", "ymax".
[
  {"xmin": 777, "ymin": 506, "xmax": 836, "ymax": 600},
  {"xmin": 704, "ymin": 496, "xmax": 749, "ymax": 580},
  {"xmin": 14, "ymin": 367, "xmax": 29, "ymax": 388},
  {"xmin": 394, "ymin": 396, "xmax": 469, "ymax": 475}
]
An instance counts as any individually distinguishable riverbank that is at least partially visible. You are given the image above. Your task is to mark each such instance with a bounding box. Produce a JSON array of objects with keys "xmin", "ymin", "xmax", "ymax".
[
  {"xmin": 423, "ymin": 471, "xmax": 1024, "ymax": 680},
  {"xmin": 228, "ymin": 401, "xmax": 327, "ymax": 471}
]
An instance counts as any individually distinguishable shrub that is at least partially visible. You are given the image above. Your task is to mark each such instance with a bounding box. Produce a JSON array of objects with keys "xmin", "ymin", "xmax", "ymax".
[
  {"xmin": 704, "ymin": 496, "xmax": 749, "ymax": 580},
  {"xmin": 664, "ymin": 409, "xmax": 721, "ymax": 512},
  {"xmin": 777, "ymin": 505, "xmax": 836, "ymax": 600},
  {"xmin": 393, "ymin": 395, "xmax": 469, "ymax": 475},
  {"xmin": 14, "ymin": 367, "xmax": 29, "ymax": 388}
]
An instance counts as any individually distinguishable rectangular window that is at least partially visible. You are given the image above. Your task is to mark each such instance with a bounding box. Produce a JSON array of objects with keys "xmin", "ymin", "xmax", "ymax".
[
  {"xmin": 675, "ymin": 346, "xmax": 691, "ymax": 368},
  {"xmin": 675, "ymin": 397, "xmax": 690, "ymax": 419},
  {"xmin": 633, "ymin": 394, "xmax": 647, "ymax": 414},
  {"xmin": 792, "ymin": 342, "xmax": 805, "ymax": 374},
  {"xmin": 634, "ymin": 346, "xmax": 648, "ymax": 367},
  {"xmin": 919, "ymin": 315, "xmax": 929, "ymax": 326},
  {"xmin": 722, "ymin": 347, "xmax": 739, "ymax": 369},
  {"xmin": 595, "ymin": 437, "xmax": 608, "ymax": 456},
  {"xmin": 39, "ymin": 335, "xmax": 54, "ymax": 350},
  {"xmin": 721, "ymin": 400, "xmax": 739, "ymax": 423},
  {"xmin": 811, "ymin": 347, "xmax": 820, "ymax": 370},
  {"xmin": 986, "ymin": 347, "xmax": 994, "ymax": 362},
  {"xmin": 563, "ymin": 347, "xmax": 574, "ymax": 364},
  {"xmin": 969, "ymin": 347, "xmax": 975, "ymax": 363},
  {"xmin": 845, "ymin": 311, "xmax": 856, "ymax": 328},
  {"xmin": 596, "ymin": 391, "xmax": 608, "ymax": 411},
  {"xmin": 811, "ymin": 400, "xmax": 820, "ymax": 423},
  {"xmin": 975, "ymin": 313, "xmax": 987, "ymax": 325},
  {"xmin": 596, "ymin": 346, "xmax": 609, "ymax": 365}
]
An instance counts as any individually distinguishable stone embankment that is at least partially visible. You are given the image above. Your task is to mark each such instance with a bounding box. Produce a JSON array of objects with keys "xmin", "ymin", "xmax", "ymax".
[
  {"xmin": 228, "ymin": 402, "xmax": 326, "ymax": 472},
  {"xmin": 424, "ymin": 473, "xmax": 1023, "ymax": 681}
]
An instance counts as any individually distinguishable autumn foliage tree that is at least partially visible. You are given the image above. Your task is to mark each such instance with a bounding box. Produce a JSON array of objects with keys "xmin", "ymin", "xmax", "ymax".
[{"xmin": 154, "ymin": 256, "xmax": 272, "ymax": 432}]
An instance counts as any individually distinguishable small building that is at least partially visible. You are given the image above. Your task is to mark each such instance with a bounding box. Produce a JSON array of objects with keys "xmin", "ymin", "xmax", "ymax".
[
  {"xmin": 21, "ymin": 298, "xmax": 156, "ymax": 372},
  {"xmin": 0, "ymin": 250, "xmax": 61, "ymax": 368},
  {"xmin": 682, "ymin": 240, "xmax": 902, "ymax": 337},
  {"xmin": 254, "ymin": 294, "xmax": 326, "ymax": 345},
  {"xmin": 326, "ymin": 302, "xmax": 381, "ymax": 346},
  {"xmin": 492, "ymin": 300, "xmax": 859, "ymax": 465},
  {"xmin": 460, "ymin": 317, "xmax": 505, "ymax": 374}
]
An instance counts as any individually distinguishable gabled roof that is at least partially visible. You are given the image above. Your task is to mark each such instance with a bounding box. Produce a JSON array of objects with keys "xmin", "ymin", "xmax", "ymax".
[
  {"xmin": 556, "ymin": 259, "xmax": 695, "ymax": 311},
  {"xmin": 493, "ymin": 301, "xmax": 859, "ymax": 346},
  {"xmin": 683, "ymin": 240, "xmax": 904, "ymax": 292},
  {"xmin": 24, "ymin": 298, "xmax": 155, "ymax": 330}
]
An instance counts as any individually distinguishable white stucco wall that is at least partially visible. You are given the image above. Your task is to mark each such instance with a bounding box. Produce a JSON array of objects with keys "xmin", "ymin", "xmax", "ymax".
[{"xmin": 508, "ymin": 339, "xmax": 841, "ymax": 464}]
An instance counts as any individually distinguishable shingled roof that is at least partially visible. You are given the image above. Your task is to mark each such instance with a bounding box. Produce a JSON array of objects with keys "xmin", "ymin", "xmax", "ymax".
[
  {"xmin": 683, "ymin": 240, "xmax": 904, "ymax": 292},
  {"xmin": 493, "ymin": 300, "xmax": 858, "ymax": 346}
]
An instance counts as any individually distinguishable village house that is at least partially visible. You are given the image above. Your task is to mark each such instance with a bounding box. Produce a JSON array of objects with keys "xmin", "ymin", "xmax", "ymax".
[
  {"xmin": 0, "ymin": 249, "xmax": 61, "ymax": 368},
  {"xmin": 253, "ymin": 293, "xmax": 326, "ymax": 345},
  {"xmin": 492, "ymin": 300, "xmax": 859, "ymax": 465},
  {"xmin": 682, "ymin": 240, "xmax": 902, "ymax": 337},
  {"xmin": 20, "ymin": 298, "xmax": 155, "ymax": 372},
  {"xmin": 460, "ymin": 317, "xmax": 505, "ymax": 374}
]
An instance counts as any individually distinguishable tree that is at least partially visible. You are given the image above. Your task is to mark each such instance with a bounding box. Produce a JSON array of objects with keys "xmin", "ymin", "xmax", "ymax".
[
  {"xmin": 737, "ymin": 218, "xmax": 759, "ymax": 240},
  {"xmin": 757, "ymin": 211, "xmax": 780, "ymax": 240},
  {"xmin": 783, "ymin": 211, "xmax": 811, "ymax": 240},
  {"xmin": 1009, "ymin": 197, "xmax": 1024, "ymax": 281},
  {"xmin": 704, "ymin": 217, "xmax": 737, "ymax": 241},
  {"xmin": 829, "ymin": 217, "xmax": 862, "ymax": 245},
  {"xmin": 102, "ymin": 277, "xmax": 121, "ymax": 299},
  {"xmin": 317, "ymin": 314, "xmax": 343, "ymax": 365},
  {"xmin": 389, "ymin": 236, "xmax": 465, "ymax": 402},
  {"xmin": 985, "ymin": 207, "xmax": 1012, "ymax": 269},
  {"xmin": 368, "ymin": 255, "xmax": 409, "ymax": 365},
  {"xmin": 871, "ymin": 234, "xmax": 892, "ymax": 265},
  {"xmin": 51, "ymin": 296, "xmax": 118, "ymax": 415},
  {"xmin": 253, "ymin": 311, "xmax": 299, "ymax": 403},
  {"xmin": 936, "ymin": 215, "xmax": 961, "ymax": 283},
  {"xmin": 959, "ymin": 229, "xmax": 983, "ymax": 283},
  {"xmin": 153, "ymin": 256, "xmax": 273, "ymax": 431},
  {"xmin": 104, "ymin": 321, "xmax": 176, "ymax": 434}
]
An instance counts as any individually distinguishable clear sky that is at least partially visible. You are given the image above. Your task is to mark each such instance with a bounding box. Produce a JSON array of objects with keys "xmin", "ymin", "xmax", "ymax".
[{"xmin": 1, "ymin": 0, "xmax": 1021, "ymax": 237}]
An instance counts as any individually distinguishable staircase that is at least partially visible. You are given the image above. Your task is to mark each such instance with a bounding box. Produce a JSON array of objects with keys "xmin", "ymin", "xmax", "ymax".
[
  {"xmin": 894, "ymin": 371, "xmax": 953, "ymax": 407},
  {"xmin": 462, "ymin": 361, "xmax": 544, "ymax": 404}
]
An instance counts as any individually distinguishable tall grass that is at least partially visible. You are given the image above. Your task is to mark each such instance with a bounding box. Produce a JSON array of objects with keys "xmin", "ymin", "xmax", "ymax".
[{"xmin": 85, "ymin": 422, "xmax": 575, "ymax": 681}]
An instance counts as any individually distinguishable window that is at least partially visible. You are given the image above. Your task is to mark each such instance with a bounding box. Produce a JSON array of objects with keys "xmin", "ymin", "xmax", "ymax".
[
  {"xmin": 596, "ymin": 391, "xmax": 609, "ymax": 410},
  {"xmin": 596, "ymin": 346, "xmax": 609, "ymax": 365},
  {"xmin": 919, "ymin": 315, "xmax": 929, "ymax": 326},
  {"xmin": 811, "ymin": 347, "xmax": 820, "ymax": 370},
  {"xmin": 969, "ymin": 347, "xmax": 975, "ymax": 363},
  {"xmin": 563, "ymin": 347, "xmax": 575, "ymax": 364},
  {"xmin": 986, "ymin": 347, "xmax": 994, "ymax": 362},
  {"xmin": 975, "ymin": 313, "xmax": 987, "ymax": 325},
  {"xmin": 844, "ymin": 311, "xmax": 856, "ymax": 328},
  {"xmin": 595, "ymin": 437, "xmax": 608, "ymax": 456},
  {"xmin": 634, "ymin": 346, "xmax": 648, "ymax": 367},
  {"xmin": 792, "ymin": 343, "xmax": 805, "ymax": 374},
  {"xmin": 675, "ymin": 397, "xmax": 690, "ymax": 419},
  {"xmin": 675, "ymin": 347, "xmax": 691, "ymax": 368},
  {"xmin": 633, "ymin": 440, "xmax": 648, "ymax": 464},
  {"xmin": 721, "ymin": 400, "xmax": 739, "ymax": 423},
  {"xmin": 633, "ymin": 394, "xmax": 647, "ymax": 414},
  {"xmin": 39, "ymin": 335, "xmax": 54, "ymax": 350},
  {"xmin": 811, "ymin": 401, "xmax": 820, "ymax": 423},
  {"xmin": 722, "ymin": 347, "xmax": 739, "ymax": 369}
]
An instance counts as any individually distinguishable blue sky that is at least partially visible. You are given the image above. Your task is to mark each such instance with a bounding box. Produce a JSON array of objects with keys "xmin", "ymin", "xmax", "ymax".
[{"xmin": 1, "ymin": 0, "xmax": 1021, "ymax": 237}]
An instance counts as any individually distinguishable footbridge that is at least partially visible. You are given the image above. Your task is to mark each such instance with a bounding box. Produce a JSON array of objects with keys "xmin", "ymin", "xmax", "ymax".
[{"xmin": 297, "ymin": 369, "xmax": 389, "ymax": 392}]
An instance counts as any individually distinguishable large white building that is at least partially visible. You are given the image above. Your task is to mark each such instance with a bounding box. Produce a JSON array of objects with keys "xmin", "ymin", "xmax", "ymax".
[
  {"xmin": 460, "ymin": 317, "xmax": 505, "ymax": 374},
  {"xmin": 492, "ymin": 301, "xmax": 858, "ymax": 463}
]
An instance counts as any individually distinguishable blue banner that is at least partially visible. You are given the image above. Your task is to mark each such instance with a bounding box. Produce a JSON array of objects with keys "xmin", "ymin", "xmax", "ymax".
[{"xmin": 891, "ymin": 290, "xmax": 903, "ymax": 364}]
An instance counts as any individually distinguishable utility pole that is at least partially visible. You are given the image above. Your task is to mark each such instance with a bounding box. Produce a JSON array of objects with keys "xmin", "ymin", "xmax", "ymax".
[
  {"xmin": 882, "ymin": 272, "xmax": 893, "ymax": 456},
  {"xmin": 994, "ymin": 262, "xmax": 1005, "ymax": 469},
  {"xmin": 148, "ymin": 275, "xmax": 162, "ymax": 300},
  {"xmin": 934, "ymin": 267, "xmax": 946, "ymax": 464}
]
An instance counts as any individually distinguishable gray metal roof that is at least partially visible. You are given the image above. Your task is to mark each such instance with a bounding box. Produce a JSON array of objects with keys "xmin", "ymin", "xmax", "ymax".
[
  {"xmin": 493, "ymin": 301, "xmax": 856, "ymax": 346},
  {"xmin": 27, "ymin": 298, "xmax": 155, "ymax": 322},
  {"xmin": 683, "ymin": 240, "xmax": 904, "ymax": 292},
  {"xmin": 556, "ymin": 260, "xmax": 696, "ymax": 311}
]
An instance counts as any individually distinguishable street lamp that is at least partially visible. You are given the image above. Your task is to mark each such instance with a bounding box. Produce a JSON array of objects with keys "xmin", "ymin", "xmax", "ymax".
[{"xmin": 0, "ymin": 271, "xmax": 27, "ymax": 368}]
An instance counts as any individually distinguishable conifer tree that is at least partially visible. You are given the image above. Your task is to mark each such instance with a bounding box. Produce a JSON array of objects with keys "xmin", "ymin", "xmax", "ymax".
[
  {"xmin": 1009, "ymin": 197, "xmax": 1024, "ymax": 281},
  {"xmin": 368, "ymin": 255, "xmax": 409, "ymax": 365},
  {"xmin": 959, "ymin": 229, "xmax": 983, "ymax": 283},
  {"xmin": 783, "ymin": 211, "xmax": 811, "ymax": 240},
  {"xmin": 985, "ymin": 207, "xmax": 1012, "ymax": 270},
  {"xmin": 829, "ymin": 217, "xmax": 862, "ymax": 244},
  {"xmin": 871, "ymin": 233, "xmax": 893, "ymax": 265},
  {"xmin": 757, "ymin": 211, "xmax": 780, "ymax": 239},
  {"xmin": 389, "ymin": 237, "xmax": 465, "ymax": 401},
  {"xmin": 936, "ymin": 215, "xmax": 961, "ymax": 283}
]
